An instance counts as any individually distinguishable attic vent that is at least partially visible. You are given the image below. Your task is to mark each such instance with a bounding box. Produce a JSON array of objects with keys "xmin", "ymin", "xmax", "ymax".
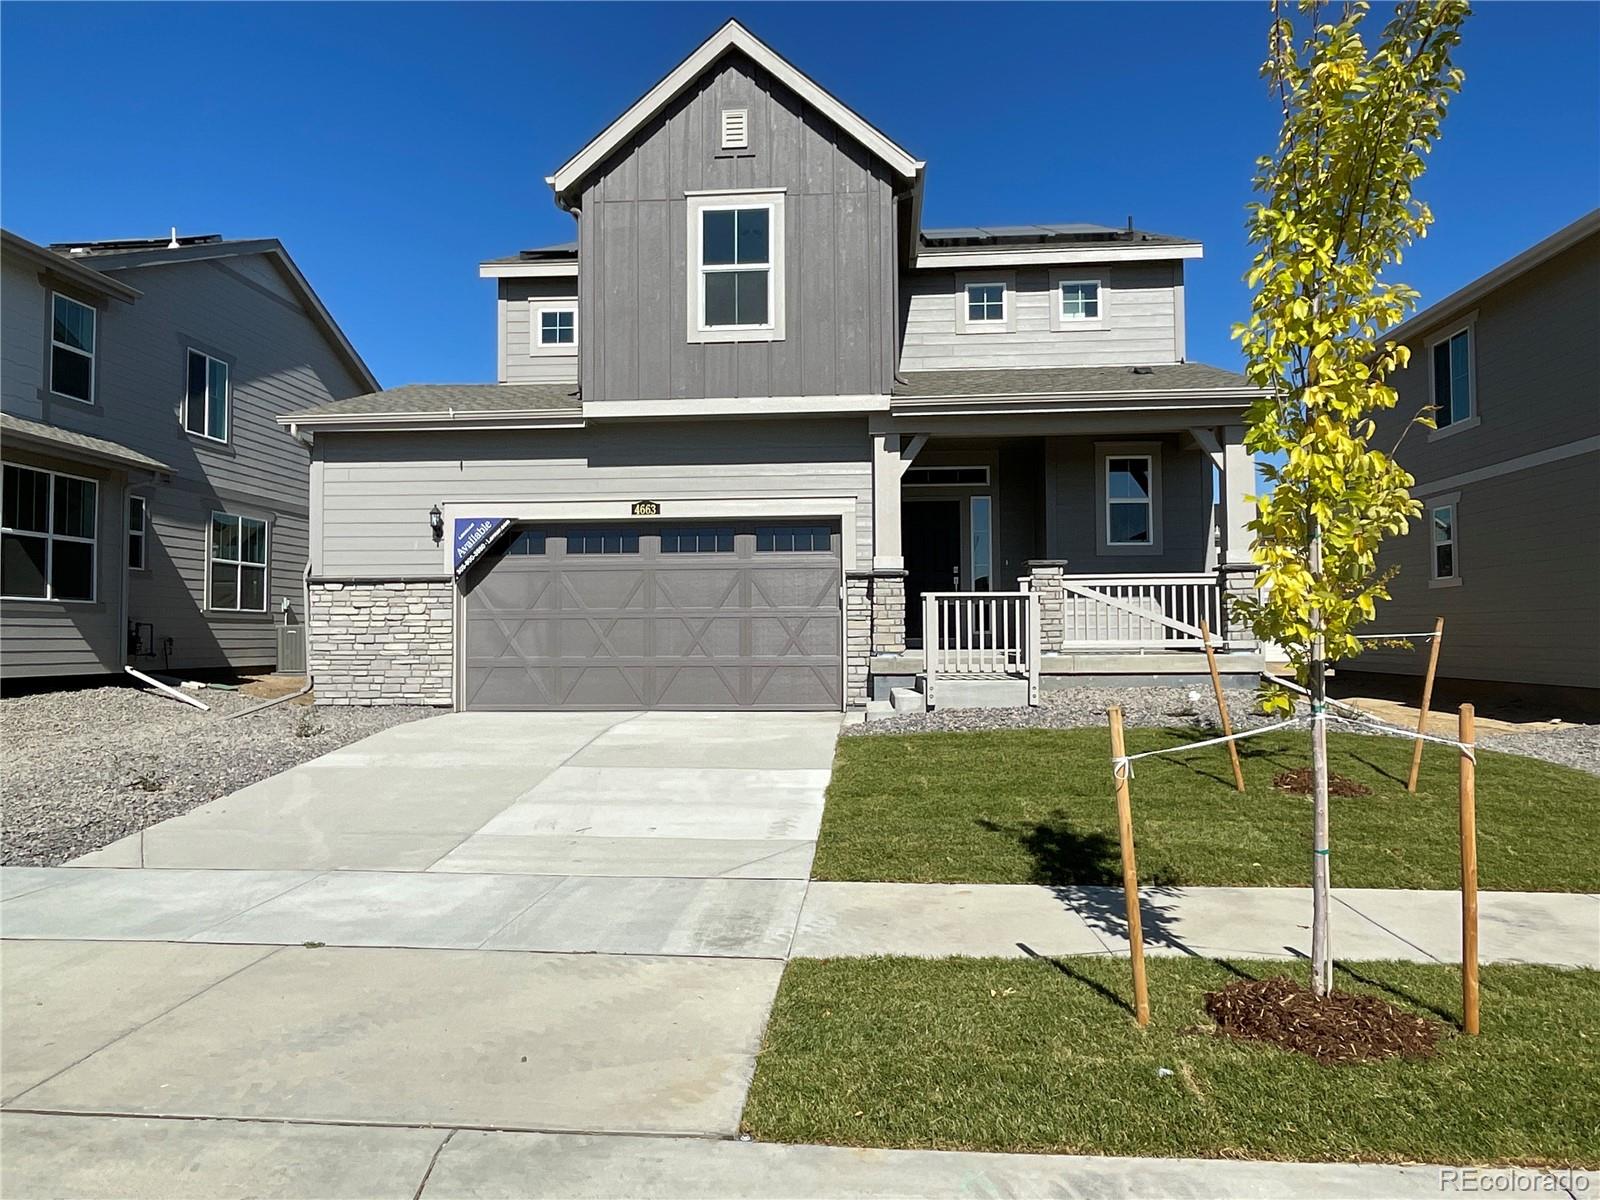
[{"xmin": 720, "ymin": 108, "xmax": 749, "ymax": 151}]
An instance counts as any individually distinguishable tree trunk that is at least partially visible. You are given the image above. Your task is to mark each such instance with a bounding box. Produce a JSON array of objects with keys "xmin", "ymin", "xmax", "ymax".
[{"xmin": 1309, "ymin": 518, "xmax": 1334, "ymax": 997}]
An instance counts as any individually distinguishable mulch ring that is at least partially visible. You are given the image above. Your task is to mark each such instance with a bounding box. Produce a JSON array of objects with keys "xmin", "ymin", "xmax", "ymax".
[
  {"xmin": 1201, "ymin": 976, "xmax": 1444, "ymax": 1065},
  {"xmin": 1272, "ymin": 767, "xmax": 1372, "ymax": 797}
]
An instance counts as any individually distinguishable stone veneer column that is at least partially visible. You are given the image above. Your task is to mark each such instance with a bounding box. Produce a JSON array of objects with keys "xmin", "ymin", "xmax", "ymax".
[
  {"xmin": 1024, "ymin": 560, "xmax": 1068, "ymax": 654},
  {"xmin": 869, "ymin": 569, "xmax": 907, "ymax": 655},
  {"xmin": 1217, "ymin": 563, "xmax": 1260, "ymax": 650},
  {"xmin": 843, "ymin": 572, "xmax": 872, "ymax": 709},
  {"xmin": 309, "ymin": 580, "xmax": 455, "ymax": 706}
]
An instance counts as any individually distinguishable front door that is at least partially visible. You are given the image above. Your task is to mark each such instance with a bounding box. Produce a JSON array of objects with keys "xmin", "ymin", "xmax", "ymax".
[{"xmin": 904, "ymin": 499, "xmax": 962, "ymax": 643}]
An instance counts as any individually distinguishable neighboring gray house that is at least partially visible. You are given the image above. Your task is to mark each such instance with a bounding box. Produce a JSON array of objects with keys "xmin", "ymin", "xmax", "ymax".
[
  {"xmin": 283, "ymin": 20, "xmax": 1266, "ymax": 712},
  {"xmin": 1, "ymin": 231, "xmax": 376, "ymax": 680},
  {"xmin": 1347, "ymin": 210, "xmax": 1600, "ymax": 712}
]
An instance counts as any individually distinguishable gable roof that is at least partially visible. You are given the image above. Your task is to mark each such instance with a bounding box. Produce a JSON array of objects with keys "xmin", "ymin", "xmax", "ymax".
[
  {"xmin": 1, "ymin": 229, "xmax": 141, "ymax": 303},
  {"xmin": 547, "ymin": 19, "xmax": 924, "ymax": 200},
  {"xmin": 48, "ymin": 236, "xmax": 379, "ymax": 393}
]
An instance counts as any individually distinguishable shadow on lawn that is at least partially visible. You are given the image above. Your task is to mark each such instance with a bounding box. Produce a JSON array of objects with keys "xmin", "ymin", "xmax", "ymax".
[{"xmin": 975, "ymin": 816, "xmax": 1122, "ymax": 886}]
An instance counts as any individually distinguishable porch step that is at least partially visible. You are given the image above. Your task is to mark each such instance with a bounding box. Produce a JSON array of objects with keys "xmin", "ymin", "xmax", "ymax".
[
  {"xmin": 864, "ymin": 699, "xmax": 896, "ymax": 722},
  {"xmin": 889, "ymin": 687, "xmax": 926, "ymax": 714},
  {"xmin": 928, "ymin": 677, "xmax": 1032, "ymax": 711}
]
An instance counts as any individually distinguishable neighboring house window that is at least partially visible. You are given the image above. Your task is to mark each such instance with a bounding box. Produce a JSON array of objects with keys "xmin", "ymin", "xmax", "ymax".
[
  {"xmin": 1, "ymin": 464, "xmax": 96, "ymax": 601},
  {"xmin": 687, "ymin": 190, "xmax": 785, "ymax": 343},
  {"xmin": 1431, "ymin": 327, "xmax": 1473, "ymax": 429},
  {"xmin": 965, "ymin": 283, "xmax": 1005, "ymax": 324},
  {"xmin": 127, "ymin": 496, "xmax": 147, "ymax": 570},
  {"xmin": 1430, "ymin": 502, "xmax": 1457, "ymax": 582},
  {"xmin": 1106, "ymin": 456, "xmax": 1154, "ymax": 546},
  {"xmin": 537, "ymin": 306, "xmax": 576, "ymax": 347},
  {"xmin": 1059, "ymin": 280, "xmax": 1101, "ymax": 320},
  {"xmin": 184, "ymin": 349, "xmax": 230, "ymax": 442},
  {"xmin": 756, "ymin": 525, "xmax": 830, "ymax": 552},
  {"xmin": 50, "ymin": 293, "xmax": 96, "ymax": 403},
  {"xmin": 210, "ymin": 512, "xmax": 267, "ymax": 612},
  {"xmin": 566, "ymin": 529, "xmax": 639, "ymax": 555},
  {"xmin": 660, "ymin": 527, "xmax": 734, "ymax": 553}
]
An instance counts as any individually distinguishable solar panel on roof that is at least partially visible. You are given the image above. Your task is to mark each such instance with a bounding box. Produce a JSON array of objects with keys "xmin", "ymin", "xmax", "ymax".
[
  {"xmin": 1041, "ymin": 222, "xmax": 1119, "ymax": 235},
  {"xmin": 922, "ymin": 227, "xmax": 988, "ymax": 240}
]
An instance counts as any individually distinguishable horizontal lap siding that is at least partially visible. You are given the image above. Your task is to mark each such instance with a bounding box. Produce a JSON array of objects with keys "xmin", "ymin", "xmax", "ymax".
[
  {"xmin": 501, "ymin": 279, "xmax": 579, "ymax": 384},
  {"xmin": 315, "ymin": 419, "xmax": 873, "ymax": 580},
  {"xmin": 581, "ymin": 51, "xmax": 897, "ymax": 403},
  {"xmin": 1, "ymin": 259, "xmax": 48, "ymax": 419},
  {"xmin": 1353, "ymin": 452, "xmax": 1600, "ymax": 690},
  {"xmin": 900, "ymin": 263, "xmax": 1180, "ymax": 371}
]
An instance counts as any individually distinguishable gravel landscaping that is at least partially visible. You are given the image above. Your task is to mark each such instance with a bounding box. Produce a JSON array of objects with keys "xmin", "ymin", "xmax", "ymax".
[
  {"xmin": 846, "ymin": 685, "xmax": 1600, "ymax": 777},
  {"xmin": 1, "ymin": 682, "xmax": 439, "ymax": 866}
]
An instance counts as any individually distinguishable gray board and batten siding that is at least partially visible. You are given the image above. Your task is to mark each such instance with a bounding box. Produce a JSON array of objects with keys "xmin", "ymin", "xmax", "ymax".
[{"xmin": 574, "ymin": 49, "xmax": 901, "ymax": 404}]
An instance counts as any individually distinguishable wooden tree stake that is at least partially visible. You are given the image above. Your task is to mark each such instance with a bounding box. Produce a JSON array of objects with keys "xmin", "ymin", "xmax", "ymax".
[
  {"xmin": 1459, "ymin": 702, "xmax": 1479, "ymax": 1036},
  {"xmin": 1407, "ymin": 616, "xmax": 1446, "ymax": 793},
  {"xmin": 1201, "ymin": 617, "xmax": 1246, "ymax": 792},
  {"xmin": 1109, "ymin": 706, "xmax": 1150, "ymax": 1028}
]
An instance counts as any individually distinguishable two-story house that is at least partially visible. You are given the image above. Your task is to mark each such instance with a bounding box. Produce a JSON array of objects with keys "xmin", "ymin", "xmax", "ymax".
[
  {"xmin": 282, "ymin": 20, "xmax": 1266, "ymax": 712},
  {"xmin": 1, "ymin": 231, "xmax": 376, "ymax": 681},
  {"xmin": 1347, "ymin": 210, "xmax": 1600, "ymax": 713}
]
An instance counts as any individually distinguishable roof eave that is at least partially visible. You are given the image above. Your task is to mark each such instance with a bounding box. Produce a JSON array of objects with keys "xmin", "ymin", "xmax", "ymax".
[
  {"xmin": 1, "ymin": 230, "xmax": 142, "ymax": 303},
  {"xmin": 912, "ymin": 242, "xmax": 1204, "ymax": 269},
  {"xmin": 278, "ymin": 408, "xmax": 585, "ymax": 435},
  {"xmin": 477, "ymin": 261, "xmax": 580, "ymax": 279},
  {"xmin": 890, "ymin": 387, "xmax": 1265, "ymax": 413}
]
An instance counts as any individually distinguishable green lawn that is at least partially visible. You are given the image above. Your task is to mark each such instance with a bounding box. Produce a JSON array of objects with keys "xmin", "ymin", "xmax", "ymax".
[
  {"xmin": 813, "ymin": 729, "xmax": 1600, "ymax": 890},
  {"xmin": 742, "ymin": 956, "xmax": 1600, "ymax": 1165}
]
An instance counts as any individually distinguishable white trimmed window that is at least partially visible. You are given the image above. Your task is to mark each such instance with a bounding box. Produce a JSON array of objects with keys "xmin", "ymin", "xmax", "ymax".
[
  {"xmin": 1430, "ymin": 502, "xmax": 1458, "ymax": 583},
  {"xmin": 965, "ymin": 282, "xmax": 1005, "ymax": 323},
  {"xmin": 1430, "ymin": 327, "xmax": 1474, "ymax": 431},
  {"xmin": 1060, "ymin": 280, "xmax": 1101, "ymax": 320},
  {"xmin": 209, "ymin": 511, "xmax": 267, "ymax": 612},
  {"xmin": 50, "ymin": 293, "xmax": 96, "ymax": 403},
  {"xmin": 1106, "ymin": 455, "xmax": 1153, "ymax": 546},
  {"xmin": 184, "ymin": 349, "xmax": 230, "ymax": 442},
  {"xmin": 1049, "ymin": 270, "xmax": 1107, "ymax": 331},
  {"xmin": 687, "ymin": 190, "xmax": 785, "ymax": 343},
  {"xmin": 127, "ymin": 495, "xmax": 147, "ymax": 571},
  {"xmin": 537, "ymin": 306, "xmax": 576, "ymax": 347},
  {"xmin": 1, "ymin": 464, "xmax": 97, "ymax": 601}
]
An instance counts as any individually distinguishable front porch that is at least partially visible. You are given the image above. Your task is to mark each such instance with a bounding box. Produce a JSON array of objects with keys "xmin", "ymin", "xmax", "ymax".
[{"xmin": 847, "ymin": 418, "xmax": 1262, "ymax": 709}]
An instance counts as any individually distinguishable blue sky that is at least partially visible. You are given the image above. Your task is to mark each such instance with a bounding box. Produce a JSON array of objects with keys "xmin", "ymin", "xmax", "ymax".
[{"xmin": 3, "ymin": 2, "xmax": 1596, "ymax": 389}]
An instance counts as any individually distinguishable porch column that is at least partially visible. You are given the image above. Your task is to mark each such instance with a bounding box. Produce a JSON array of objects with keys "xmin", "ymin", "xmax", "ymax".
[
  {"xmin": 1218, "ymin": 424, "xmax": 1259, "ymax": 648},
  {"xmin": 871, "ymin": 430, "xmax": 926, "ymax": 570},
  {"xmin": 1024, "ymin": 560, "xmax": 1068, "ymax": 655}
]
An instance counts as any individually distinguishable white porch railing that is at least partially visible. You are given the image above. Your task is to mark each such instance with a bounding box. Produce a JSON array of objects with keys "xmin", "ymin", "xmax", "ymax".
[
  {"xmin": 922, "ymin": 591, "xmax": 1040, "ymax": 707},
  {"xmin": 1059, "ymin": 572, "xmax": 1226, "ymax": 650}
]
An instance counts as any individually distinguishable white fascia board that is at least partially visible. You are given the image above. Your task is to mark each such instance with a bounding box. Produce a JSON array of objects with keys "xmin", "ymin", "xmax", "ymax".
[
  {"xmin": 478, "ymin": 261, "xmax": 580, "ymax": 279},
  {"xmin": 547, "ymin": 20, "xmax": 923, "ymax": 196},
  {"xmin": 890, "ymin": 390, "xmax": 1261, "ymax": 417},
  {"xmin": 584, "ymin": 394, "xmax": 891, "ymax": 420},
  {"xmin": 913, "ymin": 243, "xmax": 1204, "ymax": 269},
  {"xmin": 278, "ymin": 409, "xmax": 585, "ymax": 434}
]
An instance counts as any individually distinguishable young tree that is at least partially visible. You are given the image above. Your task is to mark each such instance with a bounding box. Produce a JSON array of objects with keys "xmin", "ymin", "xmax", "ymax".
[{"xmin": 1234, "ymin": 0, "xmax": 1469, "ymax": 997}]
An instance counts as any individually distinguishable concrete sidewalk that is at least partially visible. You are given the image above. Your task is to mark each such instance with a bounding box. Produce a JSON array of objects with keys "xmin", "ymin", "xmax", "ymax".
[
  {"xmin": 793, "ymin": 881, "xmax": 1600, "ymax": 967},
  {"xmin": 2, "ymin": 1117, "xmax": 1592, "ymax": 1199}
]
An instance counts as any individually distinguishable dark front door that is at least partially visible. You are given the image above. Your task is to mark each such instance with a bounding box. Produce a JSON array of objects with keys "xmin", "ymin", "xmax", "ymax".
[{"xmin": 904, "ymin": 500, "xmax": 961, "ymax": 643}]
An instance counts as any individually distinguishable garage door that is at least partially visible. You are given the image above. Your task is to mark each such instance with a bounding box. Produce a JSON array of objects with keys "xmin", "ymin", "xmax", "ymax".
[{"xmin": 462, "ymin": 522, "xmax": 842, "ymax": 711}]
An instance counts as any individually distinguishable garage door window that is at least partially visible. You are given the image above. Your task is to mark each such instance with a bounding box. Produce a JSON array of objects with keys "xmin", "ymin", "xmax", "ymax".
[
  {"xmin": 756, "ymin": 525, "xmax": 831, "ymax": 552},
  {"xmin": 565, "ymin": 529, "xmax": 638, "ymax": 555},
  {"xmin": 503, "ymin": 530, "xmax": 547, "ymax": 555},
  {"xmin": 660, "ymin": 527, "xmax": 734, "ymax": 553}
]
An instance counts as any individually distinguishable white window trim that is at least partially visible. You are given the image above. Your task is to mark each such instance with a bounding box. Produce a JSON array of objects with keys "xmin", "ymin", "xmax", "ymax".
[
  {"xmin": 686, "ymin": 189, "xmax": 786, "ymax": 344},
  {"xmin": 1426, "ymin": 319, "xmax": 1478, "ymax": 442},
  {"xmin": 0, "ymin": 463, "xmax": 98, "ymax": 603},
  {"xmin": 207, "ymin": 510, "xmax": 270, "ymax": 613},
  {"xmin": 184, "ymin": 348, "xmax": 232, "ymax": 444},
  {"xmin": 1049, "ymin": 269, "xmax": 1108, "ymax": 332},
  {"xmin": 127, "ymin": 494, "xmax": 148, "ymax": 572},
  {"xmin": 957, "ymin": 276, "xmax": 1014, "ymax": 335},
  {"xmin": 530, "ymin": 301, "xmax": 578, "ymax": 357},
  {"xmin": 49, "ymin": 292, "xmax": 97, "ymax": 405},
  {"xmin": 1428, "ymin": 492, "xmax": 1462, "ymax": 588},
  {"xmin": 1095, "ymin": 441, "xmax": 1163, "ymax": 557}
]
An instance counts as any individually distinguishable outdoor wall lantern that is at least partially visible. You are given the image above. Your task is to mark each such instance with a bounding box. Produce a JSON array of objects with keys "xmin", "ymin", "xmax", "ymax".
[{"xmin": 429, "ymin": 504, "xmax": 444, "ymax": 543}]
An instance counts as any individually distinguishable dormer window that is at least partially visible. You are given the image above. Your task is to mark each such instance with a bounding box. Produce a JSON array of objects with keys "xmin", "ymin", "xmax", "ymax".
[
  {"xmin": 965, "ymin": 283, "xmax": 1005, "ymax": 323},
  {"xmin": 1050, "ymin": 270, "xmax": 1107, "ymax": 331},
  {"xmin": 1059, "ymin": 280, "xmax": 1101, "ymax": 320},
  {"xmin": 538, "ymin": 307, "xmax": 576, "ymax": 346},
  {"xmin": 687, "ymin": 189, "xmax": 786, "ymax": 343},
  {"xmin": 956, "ymin": 275, "xmax": 1014, "ymax": 334}
]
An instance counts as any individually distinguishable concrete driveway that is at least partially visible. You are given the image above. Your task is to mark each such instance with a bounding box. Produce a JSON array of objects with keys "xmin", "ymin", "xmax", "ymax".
[{"xmin": 1, "ymin": 711, "xmax": 841, "ymax": 1186}]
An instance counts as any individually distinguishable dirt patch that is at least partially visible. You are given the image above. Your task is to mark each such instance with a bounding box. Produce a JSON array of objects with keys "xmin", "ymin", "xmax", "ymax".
[
  {"xmin": 1202, "ymin": 976, "xmax": 1443, "ymax": 1065},
  {"xmin": 239, "ymin": 674, "xmax": 309, "ymax": 700},
  {"xmin": 1271, "ymin": 767, "xmax": 1371, "ymax": 797}
]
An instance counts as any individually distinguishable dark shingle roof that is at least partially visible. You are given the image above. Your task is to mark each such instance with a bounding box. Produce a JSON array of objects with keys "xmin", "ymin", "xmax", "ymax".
[
  {"xmin": 284, "ymin": 383, "xmax": 579, "ymax": 420},
  {"xmin": 918, "ymin": 224, "xmax": 1196, "ymax": 250},
  {"xmin": 1, "ymin": 412, "xmax": 170, "ymax": 472},
  {"xmin": 480, "ymin": 242, "xmax": 579, "ymax": 266},
  {"xmin": 894, "ymin": 363, "xmax": 1257, "ymax": 399}
]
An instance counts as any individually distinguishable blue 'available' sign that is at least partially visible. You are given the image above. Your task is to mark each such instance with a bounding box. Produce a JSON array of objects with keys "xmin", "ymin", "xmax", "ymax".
[{"xmin": 454, "ymin": 517, "xmax": 513, "ymax": 577}]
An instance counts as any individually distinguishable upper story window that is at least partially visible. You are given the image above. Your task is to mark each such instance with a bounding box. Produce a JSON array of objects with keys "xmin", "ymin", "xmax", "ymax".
[
  {"xmin": 1106, "ymin": 455, "xmax": 1153, "ymax": 546},
  {"xmin": 1430, "ymin": 327, "xmax": 1474, "ymax": 432},
  {"xmin": 538, "ymin": 306, "xmax": 576, "ymax": 347},
  {"xmin": 209, "ymin": 511, "xmax": 267, "ymax": 612},
  {"xmin": 1059, "ymin": 280, "xmax": 1101, "ymax": 320},
  {"xmin": 2, "ymin": 464, "xmax": 97, "ymax": 602},
  {"xmin": 687, "ymin": 190, "xmax": 786, "ymax": 344},
  {"xmin": 1049, "ymin": 270, "xmax": 1107, "ymax": 332},
  {"xmin": 184, "ymin": 349, "xmax": 230, "ymax": 443},
  {"xmin": 965, "ymin": 283, "xmax": 1005, "ymax": 324},
  {"xmin": 50, "ymin": 293, "xmax": 96, "ymax": 403}
]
